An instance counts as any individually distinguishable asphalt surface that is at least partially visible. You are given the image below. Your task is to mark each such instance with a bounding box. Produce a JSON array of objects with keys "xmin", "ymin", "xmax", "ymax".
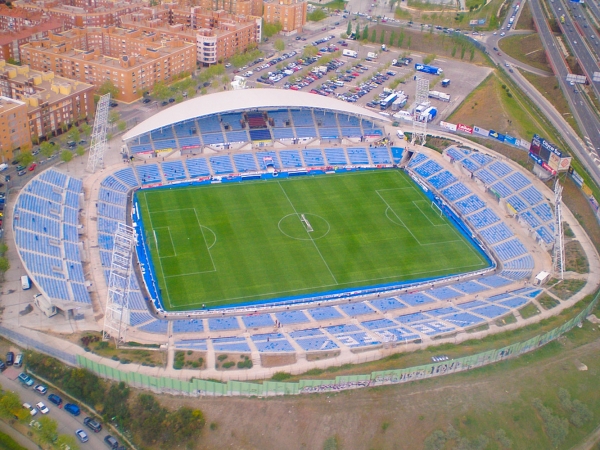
[
  {"xmin": 528, "ymin": 0, "xmax": 600, "ymax": 180},
  {"xmin": 1, "ymin": 367, "xmax": 118, "ymax": 450}
]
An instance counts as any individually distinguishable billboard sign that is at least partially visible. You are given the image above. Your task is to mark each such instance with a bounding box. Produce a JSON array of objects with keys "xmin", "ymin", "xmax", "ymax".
[
  {"xmin": 558, "ymin": 156, "xmax": 572, "ymax": 171},
  {"xmin": 542, "ymin": 161, "xmax": 557, "ymax": 175},
  {"xmin": 548, "ymin": 152, "xmax": 561, "ymax": 171},
  {"xmin": 529, "ymin": 152, "xmax": 543, "ymax": 165},
  {"xmin": 478, "ymin": 19, "xmax": 486, "ymax": 25},
  {"xmin": 569, "ymin": 167, "xmax": 584, "ymax": 187},
  {"xmin": 473, "ymin": 126, "xmax": 489, "ymax": 137},
  {"xmin": 414, "ymin": 64, "xmax": 443, "ymax": 75},
  {"xmin": 495, "ymin": 133, "xmax": 506, "ymax": 142},
  {"xmin": 529, "ymin": 134, "xmax": 542, "ymax": 156},
  {"xmin": 440, "ymin": 121, "xmax": 457, "ymax": 132},
  {"xmin": 504, "ymin": 135, "xmax": 517, "ymax": 146},
  {"xmin": 457, "ymin": 123, "xmax": 473, "ymax": 134},
  {"xmin": 489, "ymin": 129, "xmax": 499, "ymax": 139}
]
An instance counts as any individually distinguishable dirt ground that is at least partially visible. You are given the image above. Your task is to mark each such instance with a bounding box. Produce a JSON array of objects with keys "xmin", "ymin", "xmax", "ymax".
[
  {"xmin": 515, "ymin": 2, "xmax": 534, "ymax": 30},
  {"xmin": 498, "ymin": 34, "xmax": 551, "ymax": 72},
  {"xmin": 155, "ymin": 331, "xmax": 600, "ymax": 450}
]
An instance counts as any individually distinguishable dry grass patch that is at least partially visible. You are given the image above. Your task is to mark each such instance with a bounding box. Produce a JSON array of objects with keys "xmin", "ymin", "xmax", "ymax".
[
  {"xmin": 564, "ymin": 240, "xmax": 589, "ymax": 274},
  {"xmin": 261, "ymin": 353, "xmax": 297, "ymax": 367},
  {"xmin": 498, "ymin": 33, "xmax": 552, "ymax": 72}
]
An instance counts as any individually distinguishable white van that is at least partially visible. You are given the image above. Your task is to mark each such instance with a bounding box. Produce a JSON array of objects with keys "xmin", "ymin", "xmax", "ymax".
[
  {"xmin": 0, "ymin": 163, "xmax": 7, "ymax": 172},
  {"xmin": 334, "ymin": 80, "xmax": 344, "ymax": 87},
  {"xmin": 14, "ymin": 353, "xmax": 23, "ymax": 367},
  {"xmin": 21, "ymin": 275, "xmax": 31, "ymax": 290},
  {"xmin": 396, "ymin": 130, "xmax": 405, "ymax": 139}
]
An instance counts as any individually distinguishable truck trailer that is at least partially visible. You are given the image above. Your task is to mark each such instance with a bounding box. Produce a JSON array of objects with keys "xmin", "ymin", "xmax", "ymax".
[
  {"xmin": 33, "ymin": 294, "xmax": 57, "ymax": 318},
  {"xmin": 415, "ymin": 64, "xmax": 444, "ymax": 75}
]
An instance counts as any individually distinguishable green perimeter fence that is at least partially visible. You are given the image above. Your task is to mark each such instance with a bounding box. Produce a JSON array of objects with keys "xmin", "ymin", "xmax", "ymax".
[{"xmin": 74, "ymin": 292, "xmax": 599, "ymax": 397}]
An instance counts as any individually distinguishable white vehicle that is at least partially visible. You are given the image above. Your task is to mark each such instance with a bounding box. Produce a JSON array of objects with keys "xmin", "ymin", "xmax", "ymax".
[
  {"xmin": 396, "ymin": 130, "xmax": 405, "ymax": 139},
  {"xmin": 36, "ymin": 402, "xmax": 49, "ymax": 414},
  {"xmin": 0, "ymin": 163, "xmax": 7, "ymax": 172},
  {"xmin": 21, "ymin": 275, "xmax": 31, "ymax": 290},
  {"xmin": 342, "ymin": 49, "xmax": 357, "ymax": 58},
  {"xmin": 33, "ymin": 294, "xmax": 57, "ymax": 318},
  {"xmin": 23, "ymin": 403, "xmax": 38, "ymax": 416},
  {"xmin": 367, "ymin": 52, "xmax": 378, "ymax": 59}
]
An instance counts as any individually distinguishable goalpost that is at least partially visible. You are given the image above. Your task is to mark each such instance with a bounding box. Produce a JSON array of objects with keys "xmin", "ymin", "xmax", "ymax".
[
  {"xmin": 431, "ymin": 201, "xmax": 444, "ymax": 218},
  {"xmin": 300, "ymin": 214, "xmax": 314, "ymax": 232}
]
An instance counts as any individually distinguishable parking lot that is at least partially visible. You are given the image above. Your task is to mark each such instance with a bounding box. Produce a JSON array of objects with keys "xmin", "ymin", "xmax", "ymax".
[{"xmin": 235, "ymin": 31, "xmax": 492, "ymax": 126}]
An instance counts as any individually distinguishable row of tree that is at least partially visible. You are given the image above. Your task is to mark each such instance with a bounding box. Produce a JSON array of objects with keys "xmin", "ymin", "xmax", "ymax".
[{"xmin": 25, "ymin": 351, "xmax": 206, "ymax": 448}]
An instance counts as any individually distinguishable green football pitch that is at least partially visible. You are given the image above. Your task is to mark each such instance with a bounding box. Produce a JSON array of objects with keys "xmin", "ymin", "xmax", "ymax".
[{"xmin": 136, "ymin": 170, "xmax": 489, "ymax": 311}]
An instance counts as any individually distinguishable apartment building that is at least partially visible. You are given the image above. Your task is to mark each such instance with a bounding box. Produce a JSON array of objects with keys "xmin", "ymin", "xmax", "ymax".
[
  {"xmin": 20, "ymin": 27, "xmax": 196, "ymax": 102},
  {"xmin": 0, "ymin": 61, "xmax": 95, "ymax": 144},
  {"xmin": 195, "ymin": 0, "xmax": 264, "ymax": 17},
  {"xmin": 14, "ymin": 0, "xmax": 141, "ymax": 28},
  {"xmin": 0, "ymin": 96, "xmax": 30, "ymax": 162},
  {"xmin": 263, "ymin": 0, "xmax": 306, "ymax": 34},
  {"xmin": 0, "ymin": 5, "xmax": 65, "ymax": 63},
  {"xmin": 123, "ymin": 7, "xmax": 261, "ymax": 65}
]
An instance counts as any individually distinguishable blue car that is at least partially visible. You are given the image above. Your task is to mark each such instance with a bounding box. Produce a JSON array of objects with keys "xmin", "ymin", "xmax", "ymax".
[
  {"xmin": 64, "ymin": 403, "xmax": 80, "ymax": 416},
  {"xmin": 47, "ymin": 394, "xmax": 62, "ymax": 406}
]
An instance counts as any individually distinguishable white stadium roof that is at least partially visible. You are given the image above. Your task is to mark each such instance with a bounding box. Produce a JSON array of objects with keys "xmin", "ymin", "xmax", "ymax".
[{"xmin": 122, "ymin": 89, "xmax": 390, "ymax": 142}]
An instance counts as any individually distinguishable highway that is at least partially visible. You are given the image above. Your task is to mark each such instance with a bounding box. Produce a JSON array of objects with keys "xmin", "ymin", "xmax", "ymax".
[{"xmin": 546, "ymin": 0, "xmax": 600, "ymax": 100}]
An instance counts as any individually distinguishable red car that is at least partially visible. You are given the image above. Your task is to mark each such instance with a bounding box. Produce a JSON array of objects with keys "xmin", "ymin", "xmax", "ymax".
[{"xmin": 28, "ymin": 163, "xmax": 37, "ymax": 171}]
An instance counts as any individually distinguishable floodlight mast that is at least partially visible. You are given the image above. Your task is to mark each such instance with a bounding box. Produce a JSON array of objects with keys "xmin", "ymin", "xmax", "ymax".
[
  {"xmin": 552, "ymin": 180, "xmax": 565, "ymax": 280},
  {"xmin": 86, "ymin": 93, "xmax": 111, "ymax": 173},
  {"xmin": 412, "ymin": 78, "xmax": 429, "ymax": 146},
  {"xmin": 102, "ymin": 223, "xmax": 136, "ymax": 346}
]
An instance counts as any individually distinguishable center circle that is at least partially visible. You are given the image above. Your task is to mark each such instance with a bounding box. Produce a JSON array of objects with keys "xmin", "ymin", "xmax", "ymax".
[{"xmin": 278, "ymin": 213, "xmax": 331, "ymax": 241}]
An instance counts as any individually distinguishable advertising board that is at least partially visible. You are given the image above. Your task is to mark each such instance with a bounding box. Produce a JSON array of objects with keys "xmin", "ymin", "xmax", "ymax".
[
  {"xmin": 457, "ymin": 123, "xmax": 473, "ymax": 134},
  {"xmin": 473, "ymin": 126, "xmax": 489, "ymax": 137},
  {"xmin": 440, "ymin": 121, "xmax": 457, "ymax": 132}
]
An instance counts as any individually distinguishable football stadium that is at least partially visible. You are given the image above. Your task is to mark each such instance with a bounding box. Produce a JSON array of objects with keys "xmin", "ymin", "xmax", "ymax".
[{"xmin": 9, "ymin": 89, "xmax": 599, "ymax": 381}]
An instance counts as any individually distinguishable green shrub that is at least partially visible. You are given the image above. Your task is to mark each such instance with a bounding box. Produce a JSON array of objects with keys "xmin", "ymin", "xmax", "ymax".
[
  {"xmin": 217, "ymin": 354, "xmax": 228, "ymax": 361},
  {"xmin": 222, "ymin": 361, "xmax": 235, "ymax": 369},
  {"xmin": 271, "ymin": 372, "xmax": 292, "ymax": 381}
]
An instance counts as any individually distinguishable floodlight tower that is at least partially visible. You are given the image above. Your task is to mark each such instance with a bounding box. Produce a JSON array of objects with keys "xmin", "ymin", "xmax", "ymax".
[
  {"xmin": 86, "ymin": 93, "xmax": 111, "ymax": 173},
  {"xmin": 102, "ymin": 222, "xmax": 136, "ymax": 346},
  {"xmin": 412, "ymin": 78, "xmax": 429, "ymax": 146},
  {"xmin": 552, "ymin": 180, "xmax": 565, "ymax": 280}
]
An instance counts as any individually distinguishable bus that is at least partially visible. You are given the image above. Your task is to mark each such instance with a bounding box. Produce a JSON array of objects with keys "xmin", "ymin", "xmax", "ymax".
[{"xmin": 380, "ymin": 93, "xmax": 398, "ymax": 110}]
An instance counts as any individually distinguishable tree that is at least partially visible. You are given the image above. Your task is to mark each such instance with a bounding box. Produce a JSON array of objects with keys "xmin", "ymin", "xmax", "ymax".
[
  {"xmin": 362, "ymin": 25, "xmax": 369, "ymax": 40},
  {"xmin": 97, "ymin": 79, "xmax": 119, "ymax": 99},
  {"xmin": 347, "ymin": 21, "xmax": 352, "ymax": 36},
  {"xmin": 380, "ymin": 30, "xmax": 386, "ymax": 44},
  {"xmin": 355, "ymin": 23, "xmax": 360, "ymax": 38},
  {"xmin": 274, "ymin": 38, "xmax": 285, "ymax": 52},
  {"xmin": 302, "ymin": 46, "xmax": 319, "ymax": 58},
  {"xmin": 80, "ymin": 122, "xmax": 91, "ymax": 137},
  {"xmin": 67, "ymin": 127, "xmax": 80, "ymax": 143},
  {"xmin": 117, "ymin": 120, "xmax": 127, "ymax": 131},
  {"xmin": 76, "ymin": 145, "xmax": 86, "ymax": 158},
  {"xmin": 40, "ymin": 141, "xmax": 54, "ymax": 158},
  {"xmin": 152, "ymin": 81, "xmax": 170, "ymax": 100},
  {"xmin": 0, "ymin": 391, "xmax": 20, "ymax": 417},
  {"xmin": 108, "ymin": 110, "xmax": 120, "ymax": 126},
  {"xmin": 38, "ymin": 416, "xmax": 58, "ymax": 444},
  {"xmin": 389, "ymin": 31, "xmax": 396, "ymax": 47},
  {"xmin": 263, "ymin": 21, "xmax": 282, "ymax": 37},
  {"xmin": 308, "ymin": 9, "xmax": 327, "ymax": 21},
  {"xmin": 16, "ymin": 151, "xmax": 34, "ymax": 167},
  {"xmin": 55, "ymin": 434, "xmax": 79, "ymax": 450},
  {"xmin": 61, "ymin": 150, "xmax": 73, "ymax": 166},
  {"xmin": 370, "ymin": 29, "xmax": 376, "ymax": 42}
]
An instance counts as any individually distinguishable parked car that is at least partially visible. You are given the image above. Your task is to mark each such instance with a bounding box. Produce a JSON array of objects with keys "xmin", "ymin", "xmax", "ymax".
[
  {"xmin": 17, "ymin": 170, "xmax": 27, "ymax": 176},
  {"xmin": 23, "ymin": 403, "xmax": 38, "ymax": 416},
  {"xmin": 76, "ymin": 429, "xmax": 89, "ymax": 443},
  {"xmin": 64, "ymin": 403, "xmax": 81, "ymax": 416},
  {"xmin": 0, "ymin": 360, "xmax": 5, "ymax": 371},
  {"xmin": 142, "ymin": 98, "xmax": 151, "ymax": 104},
  {"xmin": 34, "ymin": 384, "xmax": 47, "ymax": 395},
  {"xmin": 28, "ymin": 163, "xmax": 37, "ymax": 171},
  {"xmin": 84, "ymin": 417, "xmax": 102, "ymax": 433},
  {"xmin": 18, "ymin": 372, "xmax": 34, "ymax": 386},
  {"xmin": 48, "ymin": 394, "xmax": 62, "ymax": 406},
  {"xmin": 36, "ymin": 402, "xmax": 49, "ymax": 414},
  {"xmin": 104, "ymin": 435, "xmax": 119, "ymax": 449},
  {"xmin": 109, "ymin": 102, "xmax": 118, "ymax": 107},
  {"xmin": 6, "ymin": 352, "xmax": 14, "ymax": 365}
]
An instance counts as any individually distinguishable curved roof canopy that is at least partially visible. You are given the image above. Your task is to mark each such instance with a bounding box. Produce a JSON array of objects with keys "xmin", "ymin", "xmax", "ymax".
[{"xmin": 123, "ymin": 89, "xmax": 390, "ymax": 142}]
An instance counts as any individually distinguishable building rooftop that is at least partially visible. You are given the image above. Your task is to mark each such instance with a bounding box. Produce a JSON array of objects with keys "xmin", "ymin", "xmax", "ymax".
[
  {"xmin": 0, "ymin": 95, "xmax": 26, "ymax": 112},
  {"xmin": 0, "ymin": 61, "xmax": 94, "ymax": 112},
  {"xmin": 0, "ymin": 16, "xmax": 63, "ymax": 46}
]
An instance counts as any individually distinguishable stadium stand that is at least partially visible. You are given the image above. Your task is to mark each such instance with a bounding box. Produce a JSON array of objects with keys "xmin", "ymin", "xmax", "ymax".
[
  {"xmin": 369, "ymin": 147, "xmax": 392, "ymax": 164},
  {"xmin": 302, "ymin": 149, "xmax": 325, "ymax": 166},
  {"xmin": 479, "ymin": 222, "xmax": 514, "ymax": 244},
  {"xmin": 210, "ymin": 155, "xmax": 234, "ymax": 174},
  {"xmin": 490, "ymin": 181, "xmax": 512, "ymax": 198},
  {"xmin": 279, "ymin": 150, "xmax": 303, "ymax": 168},
  {"xmin": 441, "ymin": 183, "xmax": 471, "ymax": 201},
  {"xmin": 467, "ymin": 208, "xmax": 500, "ymax": 230},
  {"xmin": 505, "ymin": 172, "xmax": 531, "ymax": 191},
  {"xmin": 455, "ymin": 195, "xmax": 486, "ymax": 215},
  {"xmin": 414, "ymin": 160, "xmax": 443, "ymax": 178},
  {"xmin": 370, "ymin": 297, "xmax": 406, "ymax": 312},
  {"xmin": 428, "ymin": 171, "xmax": 458, "ymax": 190},
  {"xmin": 488, "ymin": 161, "xmax": 512, "ymax": 178},
  {"xmin": 474, "ymin": 169, "xmax": 497, "ymax": 185},
  {"xmin": 493, "ymin": 238, "xmax": 528, "ymax": 261},
  {"xmin": 161, "ymin": 161, "xmax": 186, "ymax": 180},
  {"xmin": 347, "ymin": 147, "xmax": 370, "ymax": 164},
  {"xmin": 186, "ymin": 157, "xmax": 211, "ymax": 177},
  {"xmin": 256, "ymin": 152, "xmax": 281, "ymax": 169},
  {"xmin": 338, "ymin": 302, "xmax": 375, "ymax": 316},
  {"xmin": 445, "ymin": 147, "xmax": 469, "ymax": 161},
  {"xmin": 242, "ymin": 314, "xmax": 275, "ymax": 328},
  {"xmin": 208, "ymin": 317, "xmax": 240, "ymax": 331},
  {"xmin": 14, "ymin": 169, "xmax": 91, "ymax": 306},
  {"xmin": 520, "ymin": 186, "xmax": 544, "ymax": 206},
  {"xmin": 233, "ymin": 153, "xmax": 258, "ymax": 172},
  {"xmin": 135, "ymin": 164, "xmax": 162, "ymax": 184},
  {"xmin": 324, "ymin": 148, "xmax": 348, "ymax": 165},
  {"xmin": 397, "ymin": 292, "xmax": 436, "ymax": 307},
  {"xmin": 173, "ymin": 319, "xmax": 205, "ymax": 334},
  {"xmin": 307, "ymin": 306, "xmax": 342, "ymax": 321}
]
